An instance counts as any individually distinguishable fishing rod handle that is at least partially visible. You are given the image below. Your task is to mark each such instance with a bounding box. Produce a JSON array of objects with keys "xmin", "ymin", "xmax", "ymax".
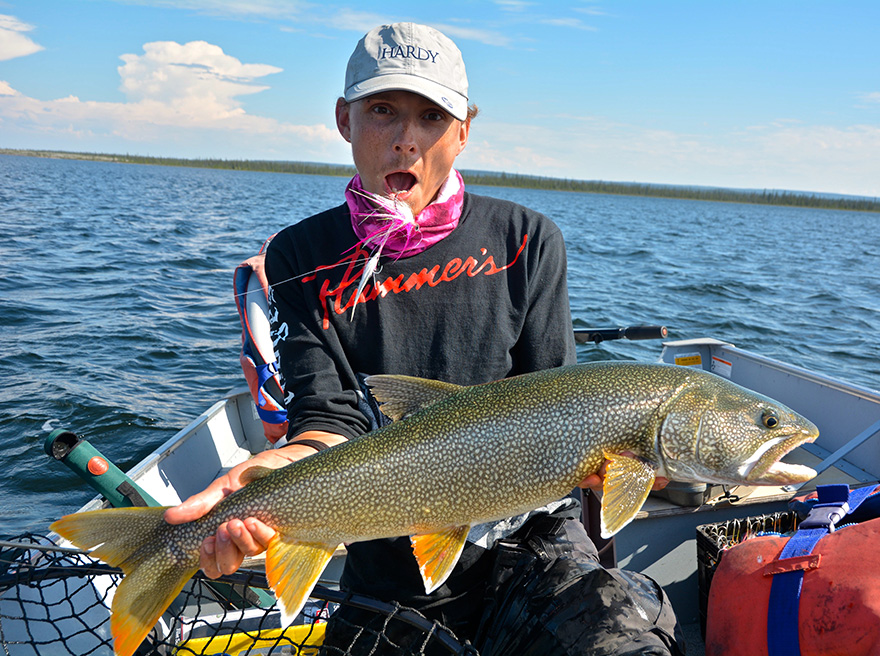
[
  {"xmin": 573, "ymin": 325, "xmax": 668, "ymax": 344},
  {"xmin": 622, "ymin": 325, "xmax": 668, "ymax": 341}
]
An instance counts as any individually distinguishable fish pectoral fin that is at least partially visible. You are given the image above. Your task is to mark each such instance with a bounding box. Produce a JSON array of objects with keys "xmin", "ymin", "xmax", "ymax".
[
  {"xmin": 239, "ymin": 465, "xmax": 275, "ymax": 486},
  {"xmin": 599, "ymin": 452, "xmax": 656, "ymax": 539},
  {"xmin": 410, "ymin": 525, "xmax": 470, "ymax": 594},
  {"xmin": 265, "ymin": 535, "xmax": 337, "ymax": 628},
  {"xmin": 365, "ymin": 375, "xmax": 463, "ymax": 421}
]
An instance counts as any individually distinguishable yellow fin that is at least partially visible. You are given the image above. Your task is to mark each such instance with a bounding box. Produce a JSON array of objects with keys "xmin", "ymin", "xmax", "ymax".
[
  {"xmin": 265, "ymin": 535, "xmax": 337, "ymax": 627},
  {"xmin": 599, "ymin": 452, "xmax": 656, "ymax": 538},
  {"xmin": 365, "ymin": 374, "xmax": 462, "ymax": 421},
  {"xmin": 52, "ymin": 507, "xmax": 198, "ymax": 656},
  {"xmin": 52, "ymin": 507, "xmax": 169, "ymax": 568},
  {"xmin": 240, "ymin": 465, "xmax": 275, "ymax": 486},
  {"xmin": 112, "ymin": 559, "xmax": 199, "ymax": 656},
  {"xmin": 410, "ymin": 525, "xmax": 470, "ymax": 594}
]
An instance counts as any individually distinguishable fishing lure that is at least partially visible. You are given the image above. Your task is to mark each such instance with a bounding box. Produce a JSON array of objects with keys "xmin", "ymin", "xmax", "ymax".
[{"xmin": 348, "ymin": 189, "xmax": 421, "ymax": 319}]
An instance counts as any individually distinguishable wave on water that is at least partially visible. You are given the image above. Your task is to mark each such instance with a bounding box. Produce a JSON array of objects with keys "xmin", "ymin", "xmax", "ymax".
[{"xmin": 2, "ymin": 156, "xmax": 879, "ymax": 535}]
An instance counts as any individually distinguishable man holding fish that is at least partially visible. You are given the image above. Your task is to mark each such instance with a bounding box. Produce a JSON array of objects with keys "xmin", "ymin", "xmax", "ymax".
[
  {"xmin": 163, "ymin": 21, "xmax": 686, "ymax": 655},
  {"xmin": 49, "ymin": 21, "xmax": 822, "ymax": 656},
  {"xmin": 157, "ymin": 22, "xmax": 687, "ymax": 655}
]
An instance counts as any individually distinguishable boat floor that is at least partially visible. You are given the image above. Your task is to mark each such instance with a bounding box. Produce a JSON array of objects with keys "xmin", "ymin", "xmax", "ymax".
[{"xmin": 682, "ymin": 623, "xmax": 706, "ymax": 655}]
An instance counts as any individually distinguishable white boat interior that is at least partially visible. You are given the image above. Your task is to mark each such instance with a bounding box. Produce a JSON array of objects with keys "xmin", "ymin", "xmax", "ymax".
[{"xmin": 32, "ymin": 336, "xmax": 880, "ymax": 654}]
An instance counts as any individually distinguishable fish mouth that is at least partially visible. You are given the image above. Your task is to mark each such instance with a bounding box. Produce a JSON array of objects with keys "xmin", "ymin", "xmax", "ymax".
[
  {"xmin": 744, "ymin": 429, "xmax": 819, "ymax": 484},
  {"xmin": 385, "ymin": 171, "xmax": 417, "ymax": 196}
]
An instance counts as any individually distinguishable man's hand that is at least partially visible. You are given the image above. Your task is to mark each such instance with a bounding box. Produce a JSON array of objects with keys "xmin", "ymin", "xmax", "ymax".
[
  {"xmin": 578, "ymin": 452, "xmax": 670, "ymax": 493},
  {"xmin": 163, "ymin": 431, "xmax": 346, "ymax": 578}
]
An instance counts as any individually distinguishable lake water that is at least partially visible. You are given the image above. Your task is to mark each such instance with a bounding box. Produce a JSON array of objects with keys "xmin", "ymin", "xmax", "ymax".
[{"xmin": 1, "ymin": 153, "xmax": 878, "ymax": 535}]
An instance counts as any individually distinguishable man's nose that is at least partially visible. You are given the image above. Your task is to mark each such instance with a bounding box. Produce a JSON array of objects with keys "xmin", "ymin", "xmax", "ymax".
[{"xmin": 392, "ymin": 118, "xmax": 418, "ymax": 154}]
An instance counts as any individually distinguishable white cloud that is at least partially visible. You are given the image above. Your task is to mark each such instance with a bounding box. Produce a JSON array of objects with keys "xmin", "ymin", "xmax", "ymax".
[
  {"xmin": 0, "ymin": 14, "xmax": 45, "ymax": 61},
  {"xmin": 860, "ymin": 92, "xmax": 880, "ymax": 104},
  {"xmin": 108, "ymin": 0, "xmax": 307, "ymax": 19},
  {"xmin": 117, "ymin": 40, "xmax": 282, "ymax": 121},
  {"xmin": 0, "ymin": 80, "xmax": 21, "ymax": 96},
  {"xmin": 0, "ymin": 41, "xmax": 342, "ymax": 158},
  {"xmin": 321, "ymin": 9, "xmax": 392, "ymax": 33},
  {"xmin": 108, "ymin": 1, "xmax": 514, "ymax": 47},
  {"xmin": 573, "ymin": 6, "xmax": 608, "ymax": 17},
  {"xmin": 494, "ymin": 0, "xmax": 534, "ymax": 11},
  {"xmin": 458, "ymin": 115, "xmax": 880, "ymax": 197},
  {"xmin": 539, "ymin": 18, "xmax": 597, "ymax": 31},
  {"xmin": 315, "ymin": 11, "xmax": 512, "ymax": 47},
  {"xmin": 430, "ymin": 23, "xmax": 512, "ymax": 48},
  {"xmin": 462, "ymin": 139, "xmax": 563, "ymax": 173}
]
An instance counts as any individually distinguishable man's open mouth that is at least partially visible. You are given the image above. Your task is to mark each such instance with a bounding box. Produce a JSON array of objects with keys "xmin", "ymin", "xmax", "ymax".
[{"xmin": 385, "ymin": 172, "xmax": 417, "ymax": 194}]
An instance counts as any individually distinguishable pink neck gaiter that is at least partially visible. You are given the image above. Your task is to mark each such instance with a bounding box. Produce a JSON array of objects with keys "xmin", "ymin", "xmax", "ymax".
[{"xmin": 346, "ymin": 169, "xmax": 464, "ymax": 259}]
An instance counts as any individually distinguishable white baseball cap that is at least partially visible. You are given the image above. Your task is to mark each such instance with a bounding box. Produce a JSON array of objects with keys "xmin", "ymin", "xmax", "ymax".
[{"xmin": 344, "ymin": 23, "xmax": 469, "ymax": 121}]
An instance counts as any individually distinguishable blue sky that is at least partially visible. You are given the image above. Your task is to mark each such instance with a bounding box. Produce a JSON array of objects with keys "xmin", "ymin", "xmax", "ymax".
[{"xmin": 2, "ymin": 1, "xmax": 879, "ymax": 197}]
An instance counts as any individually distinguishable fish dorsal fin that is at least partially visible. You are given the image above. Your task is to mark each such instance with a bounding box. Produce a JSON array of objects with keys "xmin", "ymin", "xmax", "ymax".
[
  {"xmin": 410, "ymin": 525, "xmax": 470, "ymax": 594},
  {"xmin": 239, "ymin": 465, "xmax": 275, "ymax": 487},
  {"xmin": 599, "ymin": 452, "xmax": 656, "ymax": 538},
  {"xmin": 265, "ymin": 535, "xmax": 337, "ymax": 627},
  {"xmin": 365, "ymin": 374, "xmax": 462, "ymax": 421}
]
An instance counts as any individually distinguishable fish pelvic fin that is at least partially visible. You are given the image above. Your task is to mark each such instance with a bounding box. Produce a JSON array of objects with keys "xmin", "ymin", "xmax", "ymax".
[
  {"xmin": 410, "ymin": 525, "xmax": 470, "ymax": 594},
  {"xmin": 599, "ymin": 452, "xmax": 656, "ymax": 539},
  {"xmin": 51, "ymin": 507, "xmax": 199, "ymax": 656},
  {"xmin": 265, "ymin": 535, "xmax": 337, "ymax": 628},
  {"xmin": 365, "ymin": 374, "xmax": 462, "ymax": 421}
]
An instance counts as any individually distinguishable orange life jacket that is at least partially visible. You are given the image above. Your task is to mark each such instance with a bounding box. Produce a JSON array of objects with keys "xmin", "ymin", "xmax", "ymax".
[{"xmin": 706, "ymin": 484, "xmax": 880, "ymax": 656}]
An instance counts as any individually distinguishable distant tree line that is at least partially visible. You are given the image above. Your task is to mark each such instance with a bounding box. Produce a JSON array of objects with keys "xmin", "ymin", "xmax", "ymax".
[
  {"xmin": 3, "ymin": 148, "xmax": 878, "ymax": 213},
  {"xmin": 459, "ymin": 171, "xmax": 880, "ymax": 213},
  {"xmin": 100, "ymin": 153, "xmax": 359, "ymax": 179}
]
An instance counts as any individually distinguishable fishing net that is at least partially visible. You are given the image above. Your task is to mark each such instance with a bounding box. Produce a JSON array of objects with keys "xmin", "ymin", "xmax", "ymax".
[{"xmin": 0, "ymin": 533, "xmax": 475, "ymax": 656}]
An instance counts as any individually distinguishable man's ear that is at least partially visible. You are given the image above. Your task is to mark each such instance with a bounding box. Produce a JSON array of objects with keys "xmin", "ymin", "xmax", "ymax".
[
  {"xmin": 457, "ymin": 118, "xmax": 470, "ymax": 154},
  {"xmin": 336, "ymin": 97, "xmax": 352, "ymax": 143}
]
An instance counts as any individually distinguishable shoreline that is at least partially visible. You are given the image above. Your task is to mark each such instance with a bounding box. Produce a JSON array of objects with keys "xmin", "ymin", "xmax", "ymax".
[{"xmin": 3, "ymin": 147, "xmax": 877, "ymax": 213}]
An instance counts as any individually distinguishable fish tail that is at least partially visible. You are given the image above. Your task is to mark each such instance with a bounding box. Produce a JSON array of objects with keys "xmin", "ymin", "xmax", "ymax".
[{"xmin": 51, "ymin": 507, "xmax": 200, "ymax": 656}]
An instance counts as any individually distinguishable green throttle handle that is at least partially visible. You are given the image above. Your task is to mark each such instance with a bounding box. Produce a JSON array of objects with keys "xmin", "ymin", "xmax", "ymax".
[{"xmin": 44, "ymin": 429, "xmax": 159, "ymax": 508}]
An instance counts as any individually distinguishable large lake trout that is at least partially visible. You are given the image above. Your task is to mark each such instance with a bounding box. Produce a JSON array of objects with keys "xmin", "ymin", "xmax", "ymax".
[{"xmin": 53, "ymin": 362, "xmax": 818, "ymax": 656}]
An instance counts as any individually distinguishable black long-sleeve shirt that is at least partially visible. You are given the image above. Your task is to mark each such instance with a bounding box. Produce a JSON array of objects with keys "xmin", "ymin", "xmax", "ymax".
[
  {"xmin": 265, "ymin": 192, "xmax": 576, "ymax": 439},
  {"xmin": 264, "ymin": 191, "xmax": 577, "ymax": 603}
]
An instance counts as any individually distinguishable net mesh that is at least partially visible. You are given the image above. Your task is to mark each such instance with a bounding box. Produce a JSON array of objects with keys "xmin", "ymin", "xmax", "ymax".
[{"xmin": 0, "ymin": 534, "xmax": 475, "ymax": 656}]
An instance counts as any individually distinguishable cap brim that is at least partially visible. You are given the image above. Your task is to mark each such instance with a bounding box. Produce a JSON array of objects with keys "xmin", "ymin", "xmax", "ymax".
[{"xmin": 344, "ymin": 73, "xmax": 468, "ymax": 121}]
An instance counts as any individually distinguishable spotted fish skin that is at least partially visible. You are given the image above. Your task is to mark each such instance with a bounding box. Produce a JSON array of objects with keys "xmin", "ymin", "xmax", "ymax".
[{"xmin": 51, "ymin": 361, "xmax": 818, "ymax": 656}]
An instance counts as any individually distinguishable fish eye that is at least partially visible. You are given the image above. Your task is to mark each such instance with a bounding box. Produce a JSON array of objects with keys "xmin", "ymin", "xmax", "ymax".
[{"xmin": 762, "ymin": 410, "xmax": 779, "ymax": 428}]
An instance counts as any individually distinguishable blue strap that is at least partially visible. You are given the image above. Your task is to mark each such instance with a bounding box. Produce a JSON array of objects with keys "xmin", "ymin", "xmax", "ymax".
[
  {"xmin": 255, "ymin": 360, "xmax": 287, "ymax": 424},
  {"xmin": 766, "ymin": 484, "xmax": 877, "ymax": 655},
  {"xmin": 257, "ymin": 406, "xmax": 288, "ymax": 424}
]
